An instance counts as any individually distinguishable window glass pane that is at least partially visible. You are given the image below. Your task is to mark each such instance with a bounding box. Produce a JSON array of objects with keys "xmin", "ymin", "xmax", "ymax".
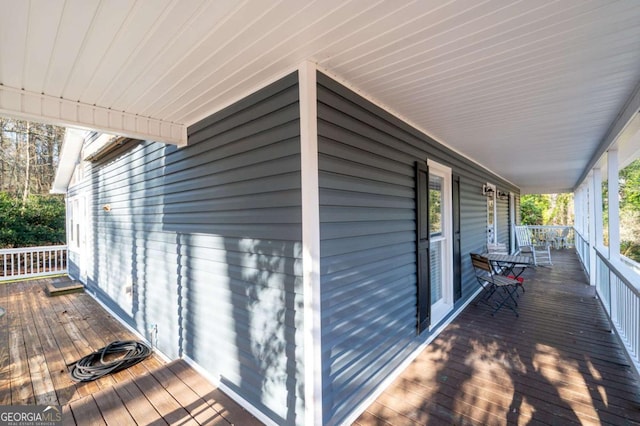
[
  {"xmin": 430, "ymin": 239, "xmax": 443, "ymax": 303},
  {"xmin": 69, "ymin": 200, "xmax": 75, "ymax": 243},
  {"xmin": 429, "ymin": 174, "xmax": 443, "ymax": 236},
  {"xmin": 487, "ymin": 198, "xmax": 495, "ymax": 225}
]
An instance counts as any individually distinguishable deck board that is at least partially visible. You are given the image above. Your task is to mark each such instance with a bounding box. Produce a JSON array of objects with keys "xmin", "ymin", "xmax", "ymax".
[
  {"xmin": 357, "ymin": 250, "xmax": 640, "ymax": 425},
  {"xmin": 8, "ymin": 283, "xmax": 34, "ymax": 404},
  {"xmin": 69, "ymin": 395, "xmax": 107, "ymax": 426},
  {"xmin": 111, "ymin": 379, "xmax": 167, "ymax": 426},
  {"xmin": 0, "ymin": 277, "xmax": 261, "ymax": 425},
  {"xmin": 0, "ymin": 280, "xmax": 9, "ymax": 405},
  {"xmin": 150, "ymin": 360, "xmax": 226, "ymax": 425},
  {"xmin": 4, "ymin": 250, "xmax": 639, "ymax": 425},
  {"xmin": 166, "ymin": 360, "xmax": 264, "ymax": 426}
]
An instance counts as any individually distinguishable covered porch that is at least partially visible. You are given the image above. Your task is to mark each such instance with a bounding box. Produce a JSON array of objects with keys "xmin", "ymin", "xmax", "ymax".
[
  {"xmin": 357, "ymin": 249, "xmax": 640, "ymax": 425},
  {"xmin": 2, "ymin": 252, "xmax": 639, "ymax": 425},
  {"xmin": 2, "ymin": 2, "xmax": 640, "ymax": 423}
]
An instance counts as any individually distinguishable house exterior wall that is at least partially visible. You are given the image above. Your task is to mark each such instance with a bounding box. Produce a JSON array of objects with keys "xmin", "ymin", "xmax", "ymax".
[
  {"xmin": 67, "ymin": 72, "xmax": 305, "ymax": 426},
  {"xmin": 66, "ymin": 68, "xmax": 521, "ymax": 426},
  {"xmin": 316, "ymin": 71, "xmax": 519, "ymax": 425}
]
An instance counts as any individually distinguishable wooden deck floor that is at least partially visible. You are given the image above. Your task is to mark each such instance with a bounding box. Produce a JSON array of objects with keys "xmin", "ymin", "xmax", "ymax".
[
  {"xmin": 3, "ymin": 252, "xmax": 640, "ymax": 425},
  {"xmin": 357, "ymin": 249, "xmax": 640, "ymax": 425},
  {"xmin": 0, "ymin": 277, "xmax": 261, "ymax": 426}
]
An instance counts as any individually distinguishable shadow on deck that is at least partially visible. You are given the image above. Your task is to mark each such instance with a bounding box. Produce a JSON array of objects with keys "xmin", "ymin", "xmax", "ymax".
[
  {"xmin": 0, "ymin": 277, "xmax": 261, "ymax": 425},
  {"xmin": 357, "ymin": 249, "xmax": 640, "ymax": 425},
  {"xmin": 3, "ymin": 252, "xmax": 640, "ymax": 425}
]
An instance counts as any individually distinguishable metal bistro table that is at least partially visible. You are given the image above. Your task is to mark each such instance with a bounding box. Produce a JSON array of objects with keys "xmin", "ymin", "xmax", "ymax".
[{"xmin": 485, "ymin": 253, "xmax": 532, "ymax": 293}]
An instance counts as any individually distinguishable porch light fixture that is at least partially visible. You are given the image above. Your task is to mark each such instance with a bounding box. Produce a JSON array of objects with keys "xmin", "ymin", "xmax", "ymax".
[
  {"xmin": 497, "ymin": 190, "xmax": 509, "ymax": 200},
  {"xmin": 482, "ymin": 184, "xmax": 495, "ymax": 196}
]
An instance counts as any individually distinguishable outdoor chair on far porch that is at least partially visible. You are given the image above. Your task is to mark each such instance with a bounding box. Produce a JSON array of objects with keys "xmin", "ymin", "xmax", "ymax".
[
  {"xmin": 514, "ymin": 225, "xmax": 552, "ymax": 266},
  {"xmin": 470, "ymin": 253, "xmax": 520, "ymax": 317}
]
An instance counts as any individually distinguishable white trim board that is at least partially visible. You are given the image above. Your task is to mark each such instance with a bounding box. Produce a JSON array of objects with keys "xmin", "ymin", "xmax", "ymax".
[
  {"xmin": 298, "ymin": 60, "xmax": 323, "ymax": 426},
  {"xmin": 0, "ymin": 84, "xmax": 186, "ymax": 146}
]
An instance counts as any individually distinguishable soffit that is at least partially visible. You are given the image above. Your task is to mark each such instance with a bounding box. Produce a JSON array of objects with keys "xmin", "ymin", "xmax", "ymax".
[{"xmin": 2, "ymin": 0, "xmax": 640, "ymax": 193}]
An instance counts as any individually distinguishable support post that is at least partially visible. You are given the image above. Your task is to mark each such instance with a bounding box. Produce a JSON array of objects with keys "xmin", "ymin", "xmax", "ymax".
[
  {"xmin": 588, "ymin": 173, "xmax": 597, "ymax": 286},
  {"xmin": 608, "ymin": 149, "xmax": 620, "ymax": 261}
]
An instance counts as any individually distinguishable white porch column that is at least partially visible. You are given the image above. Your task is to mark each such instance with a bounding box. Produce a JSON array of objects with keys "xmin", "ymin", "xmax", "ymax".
[
  {"xmin": 573, "ymin": 188, "xmax": 579, "ymax": 233},
  {"xmin": 580, "ymin": 184, "xmax": 588, "ymax": 238},
  {"xmin": 608, "ymin": 149, "xmax": 620, "ymax": 260},
  {"xmin": 593, "ymin": 168, "xmax": 603, "ymax": 248},
  {"xmin": 299, "ymin": 61, "xmax": 323, "ymax": 426},
  {"xmin": 589, "ymin": 169, "xmax": 603, "ymax": 286},
  {"xmin": 575, "ymin": 186, "xmax": 583, "ymax": 236},
  {"xmin": 588, "ymin": 172, "xmax": 597, "ymax": 286}
]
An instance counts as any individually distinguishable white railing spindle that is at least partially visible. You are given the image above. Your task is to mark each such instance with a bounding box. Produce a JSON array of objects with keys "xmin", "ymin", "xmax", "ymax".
[{"xmin": 0, "ymin": 245, "xmax": 68, "ymax": 281}]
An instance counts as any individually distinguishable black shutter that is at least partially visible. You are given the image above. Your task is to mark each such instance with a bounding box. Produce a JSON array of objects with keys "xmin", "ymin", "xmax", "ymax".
[
  {"xmin": 452, "ymin": 175, "xmax": 462, "ymax": 301},
  {"xmin": 415, "ymin": 161, "xmax": 430, "ymax": 333}
]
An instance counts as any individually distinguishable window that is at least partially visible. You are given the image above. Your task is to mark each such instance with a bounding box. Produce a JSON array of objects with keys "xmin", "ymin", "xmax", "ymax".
[
  {"xmin": 415, "ymin": 160, "xmax": 453, "ymax": 333},
  {"xmin": 68, "ymin": 199, "xmax": 75, "ymax": 246}
]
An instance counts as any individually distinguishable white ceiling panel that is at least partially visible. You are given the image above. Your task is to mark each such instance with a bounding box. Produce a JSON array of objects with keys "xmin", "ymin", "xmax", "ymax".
[
  {"xmin": 61, "ymin": 0, "xmax": 137, "ymax": 102},
  {"xmin": 79, "ymin": 0, "xmax": 175, "ymax": 102},
  {"xmin": 44, "ymin": 0, "xmax": 102, "ymax": 97},
  {"xmin": 109, "ymin": 0, "xmax": 240, "ymax": 112},
  {"xmin": 21, "ymin": 0, "xmax": 65, "ymax": 93},
  {"xmin": 1, "ymin": 0, "xmax": 640, "ymax": 193},
  {"xmin": 0, "ymin": 1, "xmax": 29, "ymax": 89}
]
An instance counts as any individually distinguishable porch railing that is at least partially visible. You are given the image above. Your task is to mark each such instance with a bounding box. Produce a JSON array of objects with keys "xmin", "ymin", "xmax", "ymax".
[
  {"xmin": 525, "ymin": 225, "xmax": 575, "ymax": 248},
  {"xmin": 575, "ymin": 230, "xmax": 640, "ymax": 376},
  {"xmin": 575, "ymin": 231, "xmax": 589, "ymax": 266},
  {"xmin": 0, "ymin": 245, "xmax": 68, "ymax": 282}
]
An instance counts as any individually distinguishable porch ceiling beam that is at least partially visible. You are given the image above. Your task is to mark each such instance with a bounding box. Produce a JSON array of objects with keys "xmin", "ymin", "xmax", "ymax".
[
  {"xmin": 0, "ymin": 85, "xmax": 187, "ymax": 146},
  {"xmin": 575, "ymin": 79, "xmax": 640, "ymax": 190}
]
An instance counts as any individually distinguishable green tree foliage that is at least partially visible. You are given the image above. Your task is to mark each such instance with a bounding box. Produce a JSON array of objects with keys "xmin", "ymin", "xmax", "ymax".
[
  {"xmin": 0, "ymin": 116, "xmax": 66, "ymax": 248},
  {"xmin": 520, "ymin": 194, "xmax": 574, "ymax": 226},
  {"xmin": 618, "ymin": 159, "xmax": 640, "ymax": 262},
  {"xmin": 549, "ymin": 193, "xmax": 573, "ymax": 225},
  {"xmin": 619, "ymin": 159, "xmax": 640, "ymax": 211},
  {"xmin": 0, "ymin": 192, "xmax": 65, "ymax": 248},
  {"xmin": 520, "ymin": 195, "xmax": 550, "ymax": 225},
  {"xmin": 1, "ymin": 118, "xmax": 64, "ymax": 198}
]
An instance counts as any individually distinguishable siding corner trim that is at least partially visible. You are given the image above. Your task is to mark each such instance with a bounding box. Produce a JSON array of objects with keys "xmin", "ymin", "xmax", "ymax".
[{"xmin": 299, "ymin": 61, "xmax": 323, "ymax": 426}]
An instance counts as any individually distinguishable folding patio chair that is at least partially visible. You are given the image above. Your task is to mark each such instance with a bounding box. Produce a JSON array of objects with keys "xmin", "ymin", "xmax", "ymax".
[{"xmin": 470, "ymin": 253, "xmax": 520, "ymax": 317}]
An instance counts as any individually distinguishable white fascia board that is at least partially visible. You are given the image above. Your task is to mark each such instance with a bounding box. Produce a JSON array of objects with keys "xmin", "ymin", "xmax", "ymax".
[
  {"xmin": 50, "ymin": 128, "xmax": 88, "ymax": 194},
  {"xmin": 0, "ymin": 85, "xmax": 187, "ymax": 146}
]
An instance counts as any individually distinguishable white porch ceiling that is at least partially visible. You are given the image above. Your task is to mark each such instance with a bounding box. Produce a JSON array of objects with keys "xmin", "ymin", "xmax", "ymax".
[{"xmin": 1, "ymin": 0, "xmax": 640, "ymax": 193}]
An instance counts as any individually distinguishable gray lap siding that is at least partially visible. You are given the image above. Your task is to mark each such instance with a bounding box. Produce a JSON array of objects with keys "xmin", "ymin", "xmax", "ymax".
[
  {"xmin": 317, "ymin": 71, "xmax": 519, "ymax": 425},
  {"xmin": 68, "ymin": 72, "xmax": 305, "ymax": 426},
  {"xmin": 66, "ymin": 68, "xmax": 520, "ymax": 426}
]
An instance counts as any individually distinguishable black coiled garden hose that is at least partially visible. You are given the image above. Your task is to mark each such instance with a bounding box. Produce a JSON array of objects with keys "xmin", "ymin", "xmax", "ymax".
[{"xmin": 68, "ymin": 340, "xmax": 152, "ymax": 382}]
